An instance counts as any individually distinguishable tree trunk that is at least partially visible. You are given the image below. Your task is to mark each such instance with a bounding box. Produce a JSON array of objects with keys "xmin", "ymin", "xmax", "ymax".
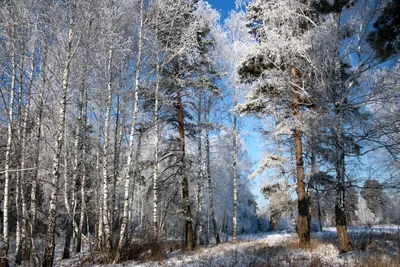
[
  {"xmin": 1, "ymin": 26, "xmax": 16, "ymax": 267},
  {"xmin": 177, "ymin": 88, "xmax": 194, "ymax": 250},
  {"xmin": 291, "ymin": 66, "xmax": 310, "ymax": 249},
  {"xmin": 100, "ymin": 48, "xmax": 113, "ymax": 254},
  {"xmin": 21, "ymin": 46, "xmax": 36, "ymax": 262},
  {"xmin": 205, "ymin": 99, "xmax": 220, "ymax": 245},
  {"xmin": 114, "ymin": 0, "xmax": 144, "ymax": 261},
  {"xmin": 153, "ymin": 61, "xmax": 161, "ymax": 241},
  {"xmin": 196, "ymin": 94, "xmax": 204, "ymax": 246},
  {"xmin": 232, "ymin": 98, "xmax": 238, "ymax": 244},
  {"xmin": 311, "ymin": 151, "xmax": 323, "ymax": 232},
  {"xmin": 43, "ymin": 11, "xmax": 76, "ymax": 266},
  {"xmin": 75, "ymin": 47, "xmax": 89, "ymax": 254},
  {"xmin": 15, "ymin": 57, "xmax": 27, "ymax": 265},
  {"xmin": 334, "ymin": 105, "xmax": 353, "ymax": 253},
  {"xmin": 63, "ymin": 133, "xmax": 73, "ymax": 259},
  {"xmin": 30, "ymin": 50, "xmax": 47, "ymax": 266}
]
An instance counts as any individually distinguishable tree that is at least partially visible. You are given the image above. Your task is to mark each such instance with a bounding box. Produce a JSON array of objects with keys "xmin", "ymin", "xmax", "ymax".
[
  {"xmin": 367, "ymin": 0, "xmax": 400, "ymax": 59},
  {"xmin": 360, "ymin": 179, "xmax": 384, "ymax": 220},
  {"xmin": 237, "ymin": 0, "xmax": 317, "ymax": 248},
  {"xmin": 42, "ymin": 1, "xmax": 85, "ymax": 265}
]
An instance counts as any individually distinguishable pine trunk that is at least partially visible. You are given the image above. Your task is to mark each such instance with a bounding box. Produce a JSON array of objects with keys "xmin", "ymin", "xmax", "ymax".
[
  {"xmin": 177, "ymin": 88, "xmax": 194, "ymax": 250},
  {"xmin": 334, "ymin": 105, "xmax": 353, "ymax": 253},
  {"xmin": 291, "ymin": 66, "xmax": 310, "ymax": 249}
]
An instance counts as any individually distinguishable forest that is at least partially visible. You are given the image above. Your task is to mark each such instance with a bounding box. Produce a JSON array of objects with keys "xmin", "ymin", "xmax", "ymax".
[{"xmin": 0, "ymin": 0, "xmax": 399, "ymax": 266}]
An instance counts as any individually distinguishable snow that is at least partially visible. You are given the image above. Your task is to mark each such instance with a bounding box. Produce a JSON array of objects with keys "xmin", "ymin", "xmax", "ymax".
[
  {"xmin": 75, "ymin": 225, "xmax": 398, "ymax": 266},
  {"xmin": 10, "ymin": 225, "xmax": 397, "ymax": 266}
]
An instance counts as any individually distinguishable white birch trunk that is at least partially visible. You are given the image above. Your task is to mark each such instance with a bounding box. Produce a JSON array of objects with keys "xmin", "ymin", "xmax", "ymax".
[
  {"xmin": 29, "ymin": 50, "xmax": 47, "ymax": 266},
  {"xmin": 115, "ymin": 1, "xmax": 144, "ymax": 260},
  {"xmin": 196, "ymin": 95, "xmax": 204, "ymax": 246},
  {"xmin": 43, "ymin": 10, "xmax": 79, "ymax": 265},
  {"xmin": 76, "ymin": 67, "xmax": 89, "ymax": 253},
  {"xmin": 153, "ymin": 62, "xmax": 160, "ymax": 240},
  {"xmin": 1, "ymin": 27, "xmax": 16, "ymax": 267},
  {"xmin": 204, "ymin": 99, "xmax": 220, "ymax": 245},
  {"xmin": 101, "ymin": 48, "xmax": 113, "ymax": 253},
  {"xmin": 20, "ymin": 47, "xmax": 36, "ymax": 262},
  {"xmin": 232, "ymin": 99, "xmax": 238, "ymax": 244},
  {"xmin": 15, "ymin": 57, "xmax": 25, "ymax": 264}
]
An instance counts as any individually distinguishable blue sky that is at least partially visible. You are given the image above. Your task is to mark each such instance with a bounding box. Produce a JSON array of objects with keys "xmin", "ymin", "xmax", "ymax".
[
  {"xmin": 206, "ymin": 0, "xmax": 269, "ymax": 210},
  {"xmin": 207, "ymin": 0, "xmax": 236, "ymax": 22}
]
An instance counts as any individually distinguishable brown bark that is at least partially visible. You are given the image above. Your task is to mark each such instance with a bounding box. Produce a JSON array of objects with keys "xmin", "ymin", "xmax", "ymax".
[
  {"xmin": 291, "ymin": 66, "xmax": 310, "ymax": 249},
  {"xmin": 334, "ymin": 105, "xmax": 353, "ymax": 253},
  {"xmin": 177, "ymin": 88, "xmax": 194, "ymax": 250}
]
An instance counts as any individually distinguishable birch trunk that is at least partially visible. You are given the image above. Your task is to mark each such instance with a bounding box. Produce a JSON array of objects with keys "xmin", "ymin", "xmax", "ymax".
[
  {"xmin": 196, "ymin": 95, "xmax": 204, "ymax": 246},
  {"xmin": 101, "ymin": 48, "xmax": 113, "ymax": 253},
  {"xmin": 30, "ymin": 49, "xmax": 47, "ymax": 266},
  {"xmin": 204, "ymin": 99, "xmax": 220, "ymax": 245},
  {"xmin": 76, "ymin": 65, "xmax": 89, "ymax": 254},
  {"xmin": 43, "ymin": 11, "xmax": 77, "ymax": 266},
  {"xmin": 114, "ymin": 0, "xmax": 144, "ymax": 261},
  {"xmin": 1, "ymin": 26, "xmax": 16, "ymax": 267},
  {"xmin": 63, "ymin": 134, "xmax": 73, "ymax": 259},
  {"xmin": 15, "ymin": 57, "xmax": 26, "ymax": 265},
  {"xmin": 153, "ymin": 62, "xmax": 161, "ymax": 240},
  {"xmin": 21, "ymin": 46, "xmax": 36, "ymax": 262},
  {"xmin": 232, "ymin": 98, "xmax": 238, "ymax": 244}
]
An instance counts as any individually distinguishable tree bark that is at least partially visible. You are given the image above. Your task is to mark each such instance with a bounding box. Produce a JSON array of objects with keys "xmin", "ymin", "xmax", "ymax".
[
  {"xmin": 114, "ymin": 0, "xmax": 144, "ymax": 261},
  {"xmin": 334, "ymin": 104, "xmax": 353, "ymax": 253},
  {"xmin": 205, "ymin": 98, "xmax": 220, "ymax": 245},
  {"xmin": 43, "ymin": 9, "xmax": 77, "ymax": 265},
  {"xmin": 15, "ymin": 56, "xmax": 26, "ymax": 265},
  {"xmin": 232, "ymin": 98, "xmax": 238, "ymax": 244},
  {"xmin": 196, "ymin": 94, "xmax": 204, "ymax": 246},
  {"xmin": 291, "ymin": 66, "xmax": 310, "ymax": 249},
  {"xmin": 311, "ymin": 151, "xmax": 323, "ymax": 232},
  {"xmin": 100, "ymin": 48, "xmax": 113, "ymax": 254},
  {"xmin": 153, "ymin": 61, "xmax": 161, "ymax": 241},
  {"xmin": 1, "ymin": 24, "xmax": 16, "ymax": 267},
  {"xmin": 177, "ymin": 88, "xmax": 194, "ymax": 250}
]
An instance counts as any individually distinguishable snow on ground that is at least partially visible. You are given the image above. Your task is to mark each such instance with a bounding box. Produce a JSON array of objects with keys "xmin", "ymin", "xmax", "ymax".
[{"xmin": 20, "ymin": 225, "xmax": 400, "ymax": 266}]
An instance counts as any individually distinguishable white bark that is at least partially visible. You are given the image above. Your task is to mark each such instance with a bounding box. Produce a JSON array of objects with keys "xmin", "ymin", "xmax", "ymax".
[
  {"xmin": 205, "ymin": 99, "xmax": 220, "ymax": 245},
  {"xmin": 115, "ymin": 0, "xmax": 144, "ymax": 261},
  {"xmin": 1, "ymin": 28, "xmax": 16, "ymax": 265},
  {"xmin": 43, "ymin": 9, "xmax": 80, "ymax": 265},
  {"xmin": 232, "ymin": 100, "xmax": 238, "ymax": 244},
  {"xmin": 196, "ymin": 95, "xmax": 204, "ymax": 246},
  {"xmin": 153, "ymin": 61, "xmax": 161, "ymax": 240},
  {"xmin": 101, "ymin": 48, "xmax": 113, "ymax": 252}
]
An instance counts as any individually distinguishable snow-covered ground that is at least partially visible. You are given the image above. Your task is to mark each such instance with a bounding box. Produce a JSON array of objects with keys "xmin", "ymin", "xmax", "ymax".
[{"xmin": 32, "ymin": 225, "xmax": 400, "ymax": 266}]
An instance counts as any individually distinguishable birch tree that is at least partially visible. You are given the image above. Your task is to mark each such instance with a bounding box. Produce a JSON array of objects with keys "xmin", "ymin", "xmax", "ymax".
[{"xmin": 42, "ymin": 2, "xmax": 84, "ymax": 265}]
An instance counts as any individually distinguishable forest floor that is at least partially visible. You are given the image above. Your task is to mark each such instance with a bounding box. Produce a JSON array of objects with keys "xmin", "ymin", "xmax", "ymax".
[{"xmin": 17, "ymin": 225, "xmax": 400, "ymax": 266}]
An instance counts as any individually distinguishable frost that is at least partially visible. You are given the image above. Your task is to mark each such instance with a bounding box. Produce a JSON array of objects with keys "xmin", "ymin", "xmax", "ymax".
[{"xmin": 248, "ymin": 154, "xmax": 283, "ymax": 180}]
